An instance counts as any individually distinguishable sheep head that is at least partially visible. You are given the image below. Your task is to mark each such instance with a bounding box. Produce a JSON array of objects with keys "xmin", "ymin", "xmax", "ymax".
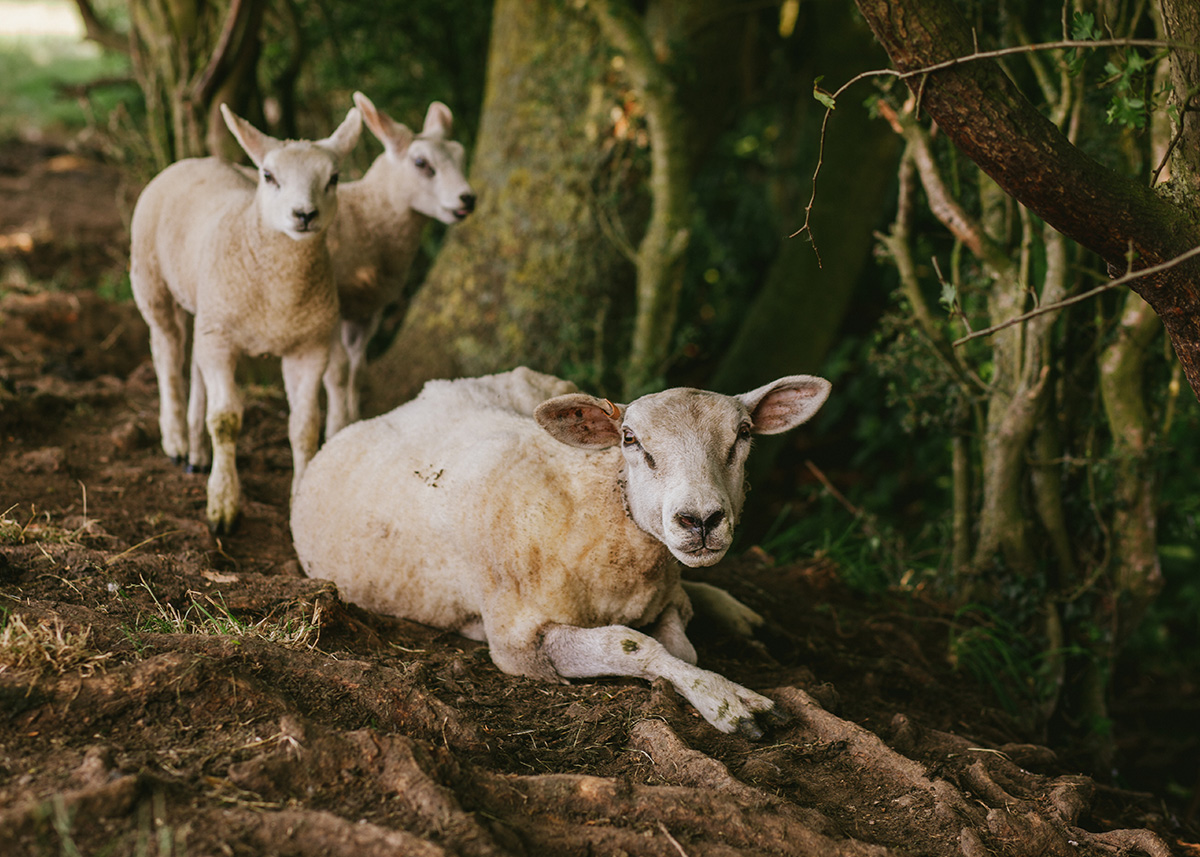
[
  {"xmin": 534, "ymin": 376, "xmax": 831, "ymax": 567},
  {"xmin": 353, "ymin": 92, "xmax": 476, "ymax": 225},
  {"xmin": 220, "ymin": 104, "xmax": 362, "ymax": 241}
]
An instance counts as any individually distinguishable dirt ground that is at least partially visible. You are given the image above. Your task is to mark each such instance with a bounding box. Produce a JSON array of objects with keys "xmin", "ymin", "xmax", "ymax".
[{"xmin": 0, "ymin": 140, "xmax": 1193, "ymax": 856}]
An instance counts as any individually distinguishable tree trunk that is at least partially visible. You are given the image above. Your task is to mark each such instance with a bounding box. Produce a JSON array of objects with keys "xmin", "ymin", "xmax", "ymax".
[
  {"xmin": 855, "ymin": 0, "xmax": 1200, "ymax": 399},
  {"xmin": 368, "ymin": 0, "xmax": 634, "ymax": 408},
  {"xmin": 712, "ymin": 0, "xmax": 899, "ymax": 396}
]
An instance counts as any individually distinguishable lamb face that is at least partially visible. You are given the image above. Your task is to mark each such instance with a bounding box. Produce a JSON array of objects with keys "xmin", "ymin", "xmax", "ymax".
[
  {"xmin": 404, "ymin": 134, "xmax": 474, "ymax": 224},
  {"xmin": 253, "ymin": 142, "xmax": 344, "ymax": 239}
]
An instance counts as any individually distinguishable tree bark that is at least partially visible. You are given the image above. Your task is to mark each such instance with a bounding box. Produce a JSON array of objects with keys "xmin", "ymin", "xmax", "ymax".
[
  {"xmin": 368, "ymin": 0, "xmax": 634, "ymax": 408},
  {"xmin": 855, "ymin": 0, "xmax": 1200, "ymax": 399}
]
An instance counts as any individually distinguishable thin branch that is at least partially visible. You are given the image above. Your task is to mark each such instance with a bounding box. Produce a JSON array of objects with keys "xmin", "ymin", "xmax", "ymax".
[
  {"xmin": 795, "ymin": 36, "xmax": 1195, "ymax": 249},
  {"xmin": 952, "ymin": 242, "xmax": 1200, "ymax": 347}
]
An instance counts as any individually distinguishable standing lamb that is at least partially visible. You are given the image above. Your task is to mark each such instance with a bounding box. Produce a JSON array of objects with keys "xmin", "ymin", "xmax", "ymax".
[
  {"xmin": 130, "ymin": 105, "xmax": 362, "ymax": 533},
  {"xmin": 323, "ymin": 92, "xmax": 476, "ymax": 437},
  {"xmin": 291, "ymin": 366, "xmax": 831, "ymax": 736}
]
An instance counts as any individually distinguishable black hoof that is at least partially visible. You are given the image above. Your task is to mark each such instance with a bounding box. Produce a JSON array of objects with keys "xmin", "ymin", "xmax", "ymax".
[
  {"xmin": 185, "ymin": 462, "xmax": 211, "ymax": 475},
  {"xmin": 208, "ymin": 514, "xmax": 241, "ymax": 536},
  {"xmin": 171, "ymin": 455, "xmax": 187, "ymax": 467}
]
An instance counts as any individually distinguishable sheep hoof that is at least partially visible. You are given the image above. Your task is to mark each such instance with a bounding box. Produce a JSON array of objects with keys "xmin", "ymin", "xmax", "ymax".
[
  {"xmin": 736, "ymin": 706, "xmax": 790, "ymax": 741},
  {"xmin": 171, "ymin": 455, "xmax": 187, "ymax": 467},
  {"xmin": 736, "ymin": 717, "xmax": 765, "ymax": 741},
  {"xmin": 185, "ymin": 462, "xmax": 211, "ymax": 475},
  {"xmin": 208, "ymin": 512, "xmax": 241, "ymax": 536}
]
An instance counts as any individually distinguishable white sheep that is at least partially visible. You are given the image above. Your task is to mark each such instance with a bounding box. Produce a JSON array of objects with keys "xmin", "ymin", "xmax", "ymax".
[
  {"xmin": 130, "ymin": 105, "xmax": 363, "ymax": 533},
  {"xmin": 291, "ymin": 366, "xmax": 831, "ymax": 736},
  {"xmin": 322, "ymin": 92, "xmax": 475, "ymax": 438}
]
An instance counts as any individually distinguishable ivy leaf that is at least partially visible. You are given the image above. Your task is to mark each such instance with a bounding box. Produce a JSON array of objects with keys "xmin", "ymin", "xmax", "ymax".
[{"xmin": 813, "ymin": 75, "xmax": 836, "ymax": 110}]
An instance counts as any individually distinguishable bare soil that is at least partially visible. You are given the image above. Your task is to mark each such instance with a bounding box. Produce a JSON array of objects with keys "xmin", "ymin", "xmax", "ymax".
[{"xmin": 0, "ymin": 140, "xmax": 1192, "ymax": 856}]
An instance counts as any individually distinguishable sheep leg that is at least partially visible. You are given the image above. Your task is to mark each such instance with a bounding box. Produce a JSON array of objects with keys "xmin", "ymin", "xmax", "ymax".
[
  {"xmin": 186, "ymin": 348, "xmax": 211, "ymax": 473},
  {"xmin": 283, "ymin": 344, "xmax": 330, "ymax": 500},
  {"xmin": 681, "ymin": 580, "xmax": 765, "ymax": 639},
  {"xmin": 322, "ymin": 326, "xmax": 351, "ymax": 439},
  {"xmin": 194, "ymin": 343, "xmax": 242, "ymax": 534},
  {"xmin": 541, "ymin": 623, "xmax": 786, "ymax": 739},
  {"xmin": 342, "ymin": 315, "xmax": 379, "ymax": 425},
  {"xmin": 136, "ymin": 291, "xmax": 190, "ymax": 464},
  {"xmin": 648, "ymin": 604, "xmax": 698, "ymax": 665}
]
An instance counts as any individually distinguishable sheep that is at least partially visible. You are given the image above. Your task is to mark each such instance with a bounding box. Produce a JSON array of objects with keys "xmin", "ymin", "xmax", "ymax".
[
  {"xmin": 130, "ymin": 105, "xmax": 363, "ymax": 533},
  {"xmin": 322, "ymin": 92, "xmax": 476, "ymax": 438},
  {"xmin": 291, "ymin": 366, "xmax": 832, "ymax": 736}
]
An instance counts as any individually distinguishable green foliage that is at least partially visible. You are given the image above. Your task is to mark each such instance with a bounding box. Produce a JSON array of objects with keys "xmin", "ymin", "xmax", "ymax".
[{"xmin": 0, "ymin": 33, "xmax": 133, "ymax": 140}]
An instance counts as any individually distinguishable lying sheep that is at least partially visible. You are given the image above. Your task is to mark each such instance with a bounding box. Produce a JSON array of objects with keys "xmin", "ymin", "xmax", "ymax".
[
  {"xmin": 291, "ymin": 367, "xmax": 831, "ymax": 736},
  {"xmin": 323, "ymin": 92, "xmax": 475, "ymax": 438},
  {"xmin": 130, "ymin": 105, "xmax": 362, "ymax": 532}
]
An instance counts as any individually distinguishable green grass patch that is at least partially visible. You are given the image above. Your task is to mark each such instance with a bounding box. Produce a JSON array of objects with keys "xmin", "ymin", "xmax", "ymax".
[{"xmin": 0, "ymin": 24, "xmax": 134, "ymax": 139}]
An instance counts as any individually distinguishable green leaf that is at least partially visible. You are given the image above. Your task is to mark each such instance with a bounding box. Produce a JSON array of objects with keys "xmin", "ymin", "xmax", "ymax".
[
  {"xmin": 939, "ymin": 282, "xmax": 957, "ymax": 310},
  {"xmin": 813, "ymin": 75, "xmax": 835, "ymax": 110}
]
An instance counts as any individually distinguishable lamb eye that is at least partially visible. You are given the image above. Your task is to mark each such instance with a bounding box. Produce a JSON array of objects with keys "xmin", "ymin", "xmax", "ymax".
[
  {"xmin": 738, "ymin": 423, "xmax": 752, "ymax": 441},
  {"xmin": 263, "ymin": 170, "xmax": 278, "ymax": 187},
  {"xmin": 622, "ymin": 429, "xmax": 638, "ymax": 447},
  {"xmin": 413, "ymin": 156, "xmax": 434, "ymax": 176},
  {"xmin": 327, "ymin": 172, "xmax": 339, "ymax": 189}
]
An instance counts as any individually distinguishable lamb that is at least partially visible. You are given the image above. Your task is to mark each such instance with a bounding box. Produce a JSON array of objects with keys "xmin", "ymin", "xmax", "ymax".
[
  {"xmin": 130, "ymin": 105, "xmax": 363, "ymax": 533},
  {"xmin": 291, "ymin": 366, "xmax": 832, "ymax": 736},
  {"xmin": 322, "ymin": 92, "xmax": 476, "ymax": 438}
]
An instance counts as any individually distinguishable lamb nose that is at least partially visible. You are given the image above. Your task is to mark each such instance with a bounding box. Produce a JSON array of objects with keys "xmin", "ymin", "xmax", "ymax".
[
  {"xmin": 293, "ymin": 209, "xmax": 317, "ymax": 226},
  {"xmin": 460, "ymin": 193, "xmax": 476, "ymax": 212}
]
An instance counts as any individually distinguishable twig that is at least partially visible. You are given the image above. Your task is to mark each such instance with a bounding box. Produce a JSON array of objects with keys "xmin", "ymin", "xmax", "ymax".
[
  {"xmin": 657, "ymin": 822, "xmax": 691, "ymax": 857},
  {"xmin": 951, "ymin": 242, "xmax": 1200, "ymax": 347},
  {"xmin": 796, "ymin": 36, "xmax": 1194, "ymax": 251}
]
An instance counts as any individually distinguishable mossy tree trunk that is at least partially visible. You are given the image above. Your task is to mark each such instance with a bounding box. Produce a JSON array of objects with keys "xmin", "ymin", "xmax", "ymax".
[
  {"xmin": 76, "ymin": 0, "xmax": 266, "ymax": 166},
  {"xmin": 368, "ymin": 0, "xmax": 631, "ymax": 407},
  {"xmin": 369, "ymin": 0, "xmax": 756, "ymax": 408}
]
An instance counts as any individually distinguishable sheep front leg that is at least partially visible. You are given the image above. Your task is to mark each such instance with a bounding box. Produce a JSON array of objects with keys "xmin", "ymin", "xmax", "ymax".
[
  {"xmin": 342, "ymin": 315, "xmax": 379, "ymax": 426},
  {"xmin": 283, "ymin": 344, "xmax": 330, "ymax": 499},
  {"xmin": 322, "ymin": 327, "xmax": 351, "ymax": 440},
  {"xmin": 541, "ymin": 623, "xmax": 787, "ymax": 739},
  {"xmin": 194, "ymin": 345, "xmax": 242, "ymax": 534}
]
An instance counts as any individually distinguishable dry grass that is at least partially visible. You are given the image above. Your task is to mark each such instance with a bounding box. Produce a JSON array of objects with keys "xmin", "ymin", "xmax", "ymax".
[{"xmin": 0, "ymin": 611, "xmax": 112, "ymax": 677}]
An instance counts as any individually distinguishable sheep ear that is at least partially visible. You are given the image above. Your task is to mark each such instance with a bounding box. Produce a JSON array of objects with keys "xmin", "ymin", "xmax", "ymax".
[
  {"xmin": 535, "ymin": 394, "xmax": 624, "ymax": 449},
  {"xmin": 220, "ymin": 104, "xmax": 280, "ymax": 168},
  {"xmin": 353, "ymin": 91, "xmax": 414, "ymax": 153},
  {"xmin": 737, "ymin": 375, "xmax": 831, "ymax": 435},
  {"xmin": 321, "ymin": 106, "xmax": 363, "ymax": 160},
  {"xmin": 422, "ymin": 101, "xmax": 453, "ymax": 139}
]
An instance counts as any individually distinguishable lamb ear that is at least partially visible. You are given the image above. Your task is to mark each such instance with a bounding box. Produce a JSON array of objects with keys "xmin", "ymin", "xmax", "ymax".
[
  {"xmin": 422, "ymin": 101, "xmax": 453, "ymax": 139},
  {"xmin": 220, "ymin": 104, "xmax": 281, "ymax": 168},
  {"xmin": 534, "ymin": 394, "xmax": 625, "ymax": 449},
  {"xmin": 353, "ymin": 91, "xmax": 414, "ymax": 153},
  {"xmin": 321, "ymin": 106, "xmax": 363, "ymax": 160},
  {"xmin": 738, "ymin": 375, "xmax": 831, "ymax": 435}
]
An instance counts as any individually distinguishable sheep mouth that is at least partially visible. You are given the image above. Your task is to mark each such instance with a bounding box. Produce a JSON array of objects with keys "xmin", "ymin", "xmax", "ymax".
[
  {"xmin": 452, "ymin": 207, "xmax": 473, "ymax": 221},
  {"xmin": 675, "ymin": 544, "xmax": 729, "ymax": 567}
]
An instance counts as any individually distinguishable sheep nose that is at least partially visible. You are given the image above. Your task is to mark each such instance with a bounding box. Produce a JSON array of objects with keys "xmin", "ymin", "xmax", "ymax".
[
  {"xmin": 675, "ymin": 509, "xmax": 725, "ymax": 536},
  {"xmin": 293, "ymin": 208, "xmax": 318, "ymax": 227},
  {"xmin": 459, "ymin": 193, "xmax": 476, "ymax": 213}
]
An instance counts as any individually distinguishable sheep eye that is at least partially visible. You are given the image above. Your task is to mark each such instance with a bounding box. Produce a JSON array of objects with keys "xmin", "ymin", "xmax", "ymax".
[
  {"xmin": 622, "ymin": 429, "xmax": 638, "ymax": 447},
  {"xmin": 327, "ymin": 172, "xmax": 339, "ymax": 189},
  {"xmin": 263, "ymin": 170, "xmax": 278, "ymax": 187},
  {"xmin": 413, "ymin": 156, "xmax": 434, "ymax": 176},
  {"xmin": 737, "ymin": 423, "xmax": 752, "ymax": 441}
]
